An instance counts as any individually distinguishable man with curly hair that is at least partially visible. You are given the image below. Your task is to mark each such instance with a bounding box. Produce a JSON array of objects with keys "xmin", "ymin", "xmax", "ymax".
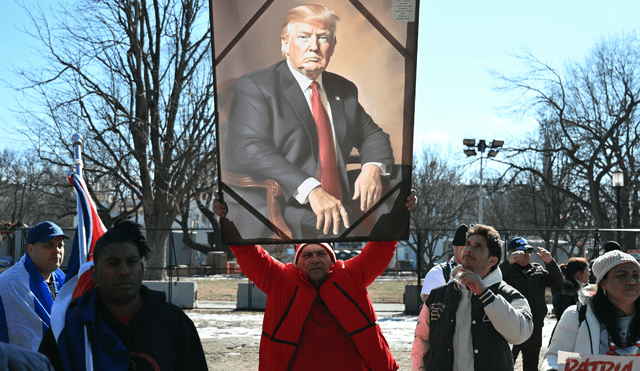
[{"xmin": 412, "ymin": 224, "xmax": 534, "ymax": 371}]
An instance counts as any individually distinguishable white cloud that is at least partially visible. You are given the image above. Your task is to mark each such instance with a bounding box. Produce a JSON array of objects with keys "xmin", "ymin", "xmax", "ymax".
[{"xmin": 423, "ymin": 132, "xmax": 449, "ymax": 141}]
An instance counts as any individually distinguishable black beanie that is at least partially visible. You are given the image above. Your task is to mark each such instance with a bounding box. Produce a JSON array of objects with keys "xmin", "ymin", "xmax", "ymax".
[
  {"xmin": 452, "ymin": 224, "xmax": 469, "ymax": 246},
  {"xmin": 603, "ymin": 240, "xmax": 621, "ymax": 253}
]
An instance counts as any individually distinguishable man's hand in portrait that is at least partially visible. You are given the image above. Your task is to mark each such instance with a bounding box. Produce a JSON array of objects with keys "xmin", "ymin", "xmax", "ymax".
[
  {"xmin": 353, "ymin": 164, "xmax": 383, "ymax": 212},
  {"xmin": 308, "ymin": 186, "xmax": 350, "ymax": 235}
]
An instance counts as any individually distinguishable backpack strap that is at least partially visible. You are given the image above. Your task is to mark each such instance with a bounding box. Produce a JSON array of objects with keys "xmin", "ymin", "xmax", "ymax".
[
  {"xmin": 576, "ymin": 304, "xmax": 594, "ymax": 354},
  {"xmin": 578, "ymin": 304, "xmax": 587, "ymax": 325},
  {"xmin": 440, "ymin": 261, "xmax": 452, "ymax": 282}
]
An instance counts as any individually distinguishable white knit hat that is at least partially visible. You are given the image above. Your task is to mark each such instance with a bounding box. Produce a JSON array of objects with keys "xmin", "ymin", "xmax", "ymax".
[
  {"xmin": 294, "ymin": 243, "xmax": 336, "ymax": 265},
  {"xmin": 592, "ymin": 250, "xmax": 640, "ymax": 287}
]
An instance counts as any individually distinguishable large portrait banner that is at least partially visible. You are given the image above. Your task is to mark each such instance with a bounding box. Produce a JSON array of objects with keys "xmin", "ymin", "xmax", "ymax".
[{"xmin": 210, "ymin": 0, "xmax": 419, "ymax": 244}]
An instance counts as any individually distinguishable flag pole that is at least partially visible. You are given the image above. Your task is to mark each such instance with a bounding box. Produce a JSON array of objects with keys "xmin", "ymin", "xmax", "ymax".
[
  {"xmin": 72, "ymin": 133, "xmax": 94, "ymax": 371},
  {"xmin": 72, "ymin": 134, "xmax": 87, "ymax": 264},
  {"xmin": 72, "ymin": 134, "xmax": 83, "ymax": 179}
]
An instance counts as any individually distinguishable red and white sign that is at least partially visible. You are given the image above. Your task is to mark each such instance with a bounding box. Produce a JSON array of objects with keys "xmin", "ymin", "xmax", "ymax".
[
  {"xmin": 628, "ymin": 250, "xmax": 640, "ymax": 261},
  {"xmin": 559, "ymin": 350, "xmax": 639, "ymax": 371}
]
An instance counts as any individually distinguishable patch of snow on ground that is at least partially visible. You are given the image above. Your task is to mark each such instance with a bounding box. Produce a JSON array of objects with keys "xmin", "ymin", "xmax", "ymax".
[
  {"xmin": 378, "ymin": 316, "xmax": 418, "ymax": 349},
  {"xmin": 189, "ymin": 312, "xmax": 265, "ymax": 339}
]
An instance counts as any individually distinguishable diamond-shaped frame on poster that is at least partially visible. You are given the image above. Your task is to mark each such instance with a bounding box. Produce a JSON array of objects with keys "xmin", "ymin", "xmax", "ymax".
[{"xmin": 209, "ymin": 0, "xmax": 419, "ymax": 245}]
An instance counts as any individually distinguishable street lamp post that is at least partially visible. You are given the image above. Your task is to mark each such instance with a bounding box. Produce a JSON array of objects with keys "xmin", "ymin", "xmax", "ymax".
[
  {"xmin": 612, "ymin": 168, "xmax": 624, "ymax": 244},
  {"xmin": 463, "ymin": 139, "xmax": 504, "ymax": 224}
]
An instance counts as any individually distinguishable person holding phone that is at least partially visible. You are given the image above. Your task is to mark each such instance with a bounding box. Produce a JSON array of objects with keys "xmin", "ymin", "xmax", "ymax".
[{"xmin": 499, "ymin": 237, "xmax": 563, "ymax": 371}]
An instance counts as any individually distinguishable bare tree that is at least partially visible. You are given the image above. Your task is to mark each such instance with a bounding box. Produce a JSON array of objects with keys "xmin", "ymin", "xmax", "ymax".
[
  {"xmin": 0, "ymin": 149, "xmax": 75, "ymax": 227},
  {"xmin": 486, "ymin": 167, "xmax": 591, "ymax": 259},
  {"xmin": 492, "ymin": 31, "xmax": 640, "ymax": 249},
  {"xmin": 483, "ymin": 129, "xmax": 591, "ymax": 255},
  {"xmin": 408, "ymin": 148, "xmax": 476, "ymax": 274},
  {"xmin": 14, "ymin": 0, "xmax": 216, "ymax": 279}
]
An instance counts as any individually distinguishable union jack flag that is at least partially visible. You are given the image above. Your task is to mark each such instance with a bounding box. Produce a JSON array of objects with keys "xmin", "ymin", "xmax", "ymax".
[{"xmin": 50, "ymin": 172, "xmax": 107, "ymax": 370}]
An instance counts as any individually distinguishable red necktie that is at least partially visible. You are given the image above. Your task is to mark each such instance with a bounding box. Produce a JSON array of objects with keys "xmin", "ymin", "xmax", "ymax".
[{"xmin": 310, "ymin": 81, "xmax": 342, "ymax": 201}]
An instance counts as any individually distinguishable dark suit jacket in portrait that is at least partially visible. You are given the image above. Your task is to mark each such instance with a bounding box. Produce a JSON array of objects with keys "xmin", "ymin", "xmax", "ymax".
[{"xmin": 222, "ymin": 60, "xmax": 395, "ymax": 240}]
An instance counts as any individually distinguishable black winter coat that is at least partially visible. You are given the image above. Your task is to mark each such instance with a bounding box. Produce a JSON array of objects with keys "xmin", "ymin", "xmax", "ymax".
[{"xmin": 499, "ymin": 259, "xmax": 563, "ymax": 325}]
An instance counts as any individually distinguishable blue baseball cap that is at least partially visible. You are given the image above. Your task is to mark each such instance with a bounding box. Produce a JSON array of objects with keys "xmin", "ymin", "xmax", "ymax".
[
  {"xmin": 508, "ymin": 237, "xmax": 534, "ymax": 252},
  {"xmin": 27, "ymin": 221, "xmax": 70, "ymax": 245}
]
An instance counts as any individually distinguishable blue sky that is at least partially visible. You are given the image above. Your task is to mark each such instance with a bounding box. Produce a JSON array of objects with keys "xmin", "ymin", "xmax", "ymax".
[
  {"xmin": 1, "ymin": 0, "xmax": 639, "ymax": 172},
  {"xmin": 0, "ymin": 1, "xmax": 34, "ymax": 149},
  {"xmin": 414, "ymin": 0, "xmax": 640, "ymax": 168}
]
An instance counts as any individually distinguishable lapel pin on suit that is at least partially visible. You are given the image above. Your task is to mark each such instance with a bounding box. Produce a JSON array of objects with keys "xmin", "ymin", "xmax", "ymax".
[{"xmin": 335, "ymin": 96, "xmax": 340, "ymax": 101}]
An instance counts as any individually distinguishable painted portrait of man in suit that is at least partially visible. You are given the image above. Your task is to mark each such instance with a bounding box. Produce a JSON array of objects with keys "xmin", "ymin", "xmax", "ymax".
[{"xmin": 213, "ymin": 1, "xmax": 418, "ymax": 243}]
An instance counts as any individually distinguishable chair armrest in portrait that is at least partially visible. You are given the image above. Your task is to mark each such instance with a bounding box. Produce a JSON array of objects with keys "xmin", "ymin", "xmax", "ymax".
[{"xmin": 221, "ymin": 169, "xmax": 292, "ymax": 238}]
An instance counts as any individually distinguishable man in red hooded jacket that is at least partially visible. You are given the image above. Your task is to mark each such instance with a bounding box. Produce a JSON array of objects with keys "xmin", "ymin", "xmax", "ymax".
[{"xmin": 214, "ymin": 193, "xmax": 415, "ymax": 371}]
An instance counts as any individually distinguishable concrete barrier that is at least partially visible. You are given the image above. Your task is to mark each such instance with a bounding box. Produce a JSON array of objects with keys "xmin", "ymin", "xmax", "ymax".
[
  {"xmin": 236, "ymin": 281, "xmax": 267, "ymax": 310},
  {"xmin": 404, "ymin": 284, "xmax": 421, "ymax": 313},
  {"xmin": 143, "ymin": 280, "xmax": 197, "ymax": 309}
]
